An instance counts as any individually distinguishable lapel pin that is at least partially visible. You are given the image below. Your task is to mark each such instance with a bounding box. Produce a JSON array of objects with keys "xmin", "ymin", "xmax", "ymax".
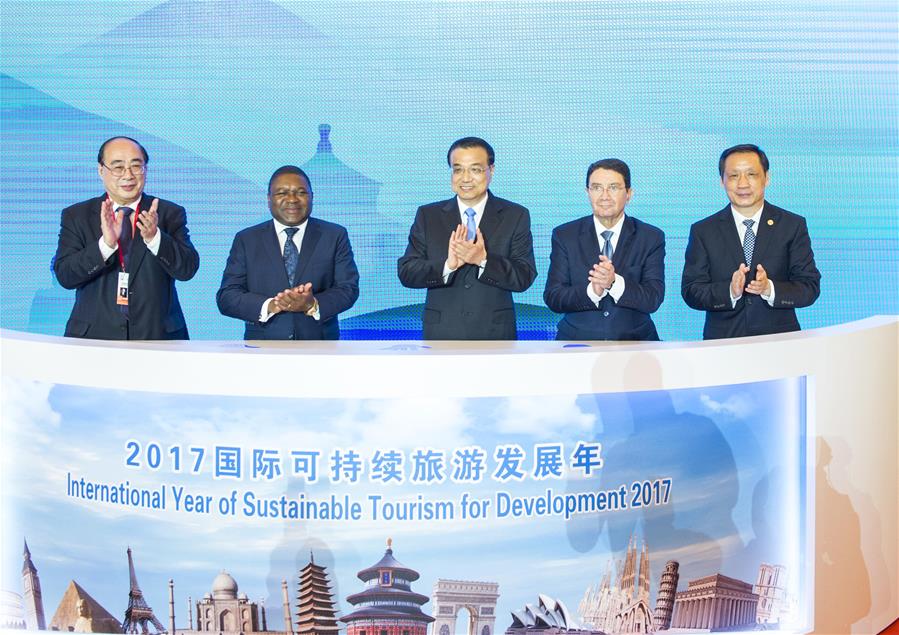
[{"xmin": 767, "ymin": 219, "xmax": 774, "ymax": 226}]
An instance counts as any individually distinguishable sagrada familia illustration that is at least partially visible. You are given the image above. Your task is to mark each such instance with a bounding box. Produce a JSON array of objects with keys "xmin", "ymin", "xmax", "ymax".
[{"xmin": 577, "ymin": 533, "xmax": 793, "ymax": 633}]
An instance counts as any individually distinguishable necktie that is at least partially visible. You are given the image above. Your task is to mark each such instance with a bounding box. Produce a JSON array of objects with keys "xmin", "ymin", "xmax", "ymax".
[
  {"xmin": 601, "ymin": 230, "xmax": 614, "ymax": 260},
  {"xmin": 742, "ymin": 219, "xmax": 755, "ymax": 266},
  {"xmin": 464, "ymin": 208, "xmax": 476, "ymax": 241},
  {"xmin": 117, "ymin": 207, "xmax": 133, "ymax": 268},
  {"xmin": 283, "ymin": 227, "xmax": 300, "ymax": 285}
]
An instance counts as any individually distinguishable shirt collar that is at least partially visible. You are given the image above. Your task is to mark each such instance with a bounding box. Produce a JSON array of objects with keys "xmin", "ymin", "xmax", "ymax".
[
  {"xmin": 108, "ymin": 195, "xmax": 142, "ymax": 212},
  {"xmin": 456, "ymin": 193, "xmax": 489, "ymax": 217},
  {"xmin": 593, "ymin": 213, "xmax": 626, "ymax": 238},
  {"xmin": 731, "ymin": 204, "xmax": 764, "ymax": 227},
  {"xmin": 272, "ymin": 217, "xmax": 308, "ymax": 235}
]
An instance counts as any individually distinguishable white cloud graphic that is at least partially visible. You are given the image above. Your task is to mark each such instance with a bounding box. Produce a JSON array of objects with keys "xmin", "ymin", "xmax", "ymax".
[
  {"xmin": 339, "ymin": 397, "xmax": 471, "ymax": 451},
  {"xmin": 496, "ymin": 396, "xmax": 596, "ymax": 440},
  {"xmin": 700, "ymin": 393, "xmax": 755, "ymax": 419},
  {"xmin": 1, "ymin": 378, "xmax": 61, "ymax": 440}
]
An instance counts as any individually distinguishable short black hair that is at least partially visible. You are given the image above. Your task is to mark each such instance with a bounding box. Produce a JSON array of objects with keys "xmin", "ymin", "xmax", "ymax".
[
  {"xmin": 268, "ymin": 165, "xmax": 312, "ymax": 193},
  {"xmin": 586, "ymin": 158, "xmax": 631, "ymax": 189},
  {"xmin": 97, "ymin": 136, "xmax": 149, "ymax": 164},
  {"xmin": 718, "ymin": 144, "xmax": 769, "ymax": 177},
  {"xmin": 447, "ymin": 137, "xmax": 495, "ymax": 166}
]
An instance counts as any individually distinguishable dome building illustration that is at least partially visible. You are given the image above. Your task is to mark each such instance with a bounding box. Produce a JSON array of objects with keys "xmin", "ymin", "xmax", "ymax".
[{"xmin": 195, "ymin": 571, "xmax": 262, "ymax": 633}]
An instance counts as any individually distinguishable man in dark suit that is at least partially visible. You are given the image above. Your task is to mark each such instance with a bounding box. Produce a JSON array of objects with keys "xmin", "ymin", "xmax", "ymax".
[
  {"xmin": 217, "ymin": 165, "xmax": 359, "ymax": 340},
  {"xmin": 53, "ymin": 136, "xmax": 199, "ymax": 340},
  {"xmin": 397, "ymin": 137, "xmax": 537, "ymax": 340},
  {"xmin": 682, "ymin": 144, "xmax": 821, "ymax": 339},
  {"xmin": 544, "ymin": 159, "xmax": 665, "ymax": 340}
]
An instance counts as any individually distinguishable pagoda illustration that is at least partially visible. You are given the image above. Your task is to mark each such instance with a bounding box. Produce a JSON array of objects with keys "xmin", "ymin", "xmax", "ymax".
[
  {"xmin": 301, "ymin": 124, "xmax": 380, "ymax": 213},
  {"xmin": 301, "ymin": 123, "xmax": 407, "ymax": 320},
  {"xmin": 295, "ymin": 553, "xmax": 340, "ymax": 635},
  {"xmin": 340, "ymin": 539, "xmax": 435, "ymax": 635},
  {"xmin": 123, "ymin": 547, "xmax": 166, "ymax": 634}
]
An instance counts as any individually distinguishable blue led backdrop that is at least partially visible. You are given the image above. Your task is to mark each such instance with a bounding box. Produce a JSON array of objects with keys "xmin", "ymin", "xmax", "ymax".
[{"xmin": 1, "ymin": 1, "xmax": 896, "ymax": 339}]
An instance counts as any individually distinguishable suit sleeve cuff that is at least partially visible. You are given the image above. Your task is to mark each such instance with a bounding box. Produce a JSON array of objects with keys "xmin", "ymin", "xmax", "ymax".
[
  {"xmin": 98, "ymin": 236, "xmax": 118, "ymax": 261},
  {"xmin": 306, "ymin": 298, "xmax": 321, "ymax": 322},
  {"xmin": 144, "ymin": 229, "xmax": 161, "ymax": 255},
  {"xmin": 259, "ymin": 298, "xmax": 276, "ymax": 323},
  {"xmin": 763, "ymin": 280, "xmax": 776, "ymax": 306},
  {"xmin": 607, "ymin": 274, "xmax": 625, "ymax": 303},
  {"xmin": 442, "ymin": 262, "xmax": 456, "ymax": 283},
  {"xmin": 586, "ymin": 283, "xmax": 605, "ymax": 306}
]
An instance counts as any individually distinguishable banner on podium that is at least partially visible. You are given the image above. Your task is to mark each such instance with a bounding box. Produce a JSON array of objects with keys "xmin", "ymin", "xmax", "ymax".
[{"xmin": 2, "ymin": 375, "xmax": 811, "ymax": 634}]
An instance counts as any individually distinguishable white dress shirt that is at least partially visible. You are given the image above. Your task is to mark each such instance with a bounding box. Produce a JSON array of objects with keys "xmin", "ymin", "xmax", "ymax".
[
  {"xmin": 260, "ymin": 218, "xmax": 320, "ymax": 322},
  {"xmin": 442, "ymin": 194, "xmax": 489, "ymax": 280},
  {"xmin": 730, "ymin": 205, "xmax": 775, "ymax": 306},
  {"xmin": 587, "ymin": 214, "xmax": 627, "ymax": 305},
  {"xmin": 98, "ymin": 196, "xmax": 162, "ymax": 260}
]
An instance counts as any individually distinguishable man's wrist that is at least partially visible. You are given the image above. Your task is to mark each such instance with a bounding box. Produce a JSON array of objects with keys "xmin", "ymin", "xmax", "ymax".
[
  {"xmin": 304, "ymin": 298, "xmax": 319, "ymax": 317},
  {"xmin": 98, "ymin": 236, "xmax": 118, "ymax": 259}
]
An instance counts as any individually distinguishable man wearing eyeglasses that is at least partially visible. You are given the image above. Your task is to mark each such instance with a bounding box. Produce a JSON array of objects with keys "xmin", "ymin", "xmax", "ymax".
[
  {"xmin": 682, "ymin": 144, "xmax": 820, "ymax": 339},
  {"xmin": 398, "ymin": 137, "xmax": 537, "ymax": 340},
  {"xmin": 53, "ymin": 136, "xmax": 199, "ymax": 340},
  {"xmin": 544, "ymin": 158, "xmax": 665, "ymax": 340}
]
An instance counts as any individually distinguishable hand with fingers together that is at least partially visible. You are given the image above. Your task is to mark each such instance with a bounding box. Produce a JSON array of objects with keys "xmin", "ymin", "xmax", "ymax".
[
  {"xmin": 745, "ymin": 264, "xmax": 771, "ymax": 296},
  {"xmin": 136, "ymin": 198, "xmax": 160, "ymax": 242},
  {"xmin": 589, "ymin": 254, "xmax": 616, "ymax": 295},
  {"xmin": 730, "ymin": 263, "xmax": 750, "ymax": 299},
  {"xmin": 99, "ymin": 197, "xmax": 124, "ymax": 249},
  {"xmin": 272, "ymin": 282, "xmax": 316, "ymax": 314},
  {"xmin": 446, "ymin": 224, "xmax": 467, "ymax": 271},
  {"xmin": 452, "ymin": 227, "xmax": 488, "ymax": 266}
]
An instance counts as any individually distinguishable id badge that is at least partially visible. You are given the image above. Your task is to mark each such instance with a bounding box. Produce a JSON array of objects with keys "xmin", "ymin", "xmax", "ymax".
[{"xmin": 117, "ymin": 271, "xmax": 129, "ymax": 306}]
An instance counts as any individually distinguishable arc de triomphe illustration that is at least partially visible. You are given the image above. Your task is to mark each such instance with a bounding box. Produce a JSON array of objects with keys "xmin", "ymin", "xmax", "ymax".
[{"xmin": 430, "ymin": 580, "xmax": 500, "ymax": 635}]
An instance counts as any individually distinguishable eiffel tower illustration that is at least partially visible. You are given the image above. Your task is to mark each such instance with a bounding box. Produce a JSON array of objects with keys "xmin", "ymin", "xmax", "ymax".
[{"xmin": 122, "ymin": 547, "xmax": 166, "ymax": 634}]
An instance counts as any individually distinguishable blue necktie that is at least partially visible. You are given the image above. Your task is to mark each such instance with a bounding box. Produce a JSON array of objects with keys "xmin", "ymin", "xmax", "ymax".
[
  {"xmin": 601, "ymin": 230, "xmax": 614, "ymax": 260},
  {"xmin": 465, "ymin": 208, "xmax": 476, "ymax": 241},
  {"xmin": 742, "ymin": 219, "xmax": 755, "ymax": 266},
  {"xmin": 283, "ymin": 227, "xmax": 299, "ymax": 285},
  {"xmin": 117, "ymin": 207, "xmax": 133, "ymax": 268}
]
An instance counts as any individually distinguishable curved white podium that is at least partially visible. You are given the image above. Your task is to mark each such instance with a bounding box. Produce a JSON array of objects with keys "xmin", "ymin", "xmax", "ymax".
[{"xmin": 1, "ymin": 316, "xmax": 896, "ymax": 635}]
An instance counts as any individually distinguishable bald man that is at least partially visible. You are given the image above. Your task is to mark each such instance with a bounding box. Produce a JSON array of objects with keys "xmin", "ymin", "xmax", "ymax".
[{"xmin": 54, "ymin": 136, "xmax": 199, "ymax": 339}]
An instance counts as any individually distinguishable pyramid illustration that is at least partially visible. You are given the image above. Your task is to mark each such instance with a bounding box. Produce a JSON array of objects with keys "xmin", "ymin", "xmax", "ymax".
[{"xmin": 49, "ymin": 580, "xmax": 122, "ymax": 633}]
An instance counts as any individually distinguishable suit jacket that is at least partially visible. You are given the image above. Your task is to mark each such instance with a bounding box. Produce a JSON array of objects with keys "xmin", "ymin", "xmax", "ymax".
[
  {"xmin": 681, "ymin": 202, "xmax": 821, "ymax": 340},
  {"xmin": 544, "ymin": 215, "xmax": 665, "ymax": 341},
  {"xmin": 216, "ymin": 218, "xmax": 359, "ymax": 340},
  {"xmin": 397, "ymin": 192, "xmax": 537, "ymax": 340},
  {"xmin": 53, "ymin": 194, "xmax": 199, "ymax": 340}
]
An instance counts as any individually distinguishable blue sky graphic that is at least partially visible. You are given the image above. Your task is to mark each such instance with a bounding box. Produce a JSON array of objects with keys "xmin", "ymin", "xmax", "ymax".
[
  {"xmin": 2, "ymin": 377, "xmax": 808, "ymax": 631},
  {"xmin": 1, "ymin": 1, "xmax": 897, "ymax": 338}
]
